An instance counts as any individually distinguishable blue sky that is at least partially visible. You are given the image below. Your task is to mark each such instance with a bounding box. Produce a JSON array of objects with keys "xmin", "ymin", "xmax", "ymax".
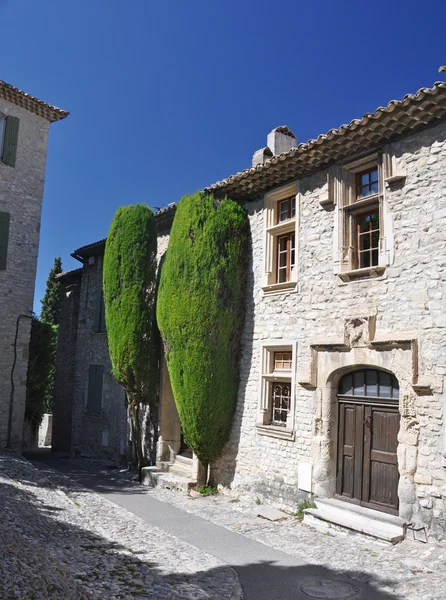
[{"xmin": 1, "ymin": 0, "xmax": 445, "ymax": 310}]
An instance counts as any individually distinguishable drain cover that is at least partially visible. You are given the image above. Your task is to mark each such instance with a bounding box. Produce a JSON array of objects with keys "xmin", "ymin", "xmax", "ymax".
[{"xmin": 300, "ymin": 579, "xmax": 358, "ymax": 599}]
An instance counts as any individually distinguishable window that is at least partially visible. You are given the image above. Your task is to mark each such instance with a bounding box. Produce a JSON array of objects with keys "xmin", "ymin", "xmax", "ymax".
[
  {"xmin": 0, "ymin": 115, "xmax": 19, "ymax": 167},
  {"xmin": 277, "ymin": 233, "xmax": 295, "ymax": 283},
  {"xmin": 329, "ymin": 155, "xmax": 391, "ymax": 281},
  {"xmin": 257, "ymin": 342, "xmax": 296, "ymax": 439},
  {"xmin": 356, "ymin": 209, "xmax": 379, "ymax": 268},
  {"xmin": 0, "ymin": 212, "xmax": 10, "ymax": 270},
  {"xmin": 263, "ymin": 184, "xmax": 299, "ymax": 294},
  {"xmin": 278, "ymin": 197, "xmax": 296, "ymax": 222},
  {"xmin": 86, "ymin": 364, "xmax": 104, "ymax": 416},
  {"xmin": 93, "ymin": 290, "xmax": 106, "ymax": 333}
]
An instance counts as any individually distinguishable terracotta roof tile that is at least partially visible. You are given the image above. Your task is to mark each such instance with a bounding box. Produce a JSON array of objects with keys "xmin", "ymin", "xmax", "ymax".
[
  {"xmin": 0, "ymin": 80, "xmax": 69, "ymax": 122},
  {"xmin": 205, "ymin": 82, "xmax": 446, "ymax": 200}
]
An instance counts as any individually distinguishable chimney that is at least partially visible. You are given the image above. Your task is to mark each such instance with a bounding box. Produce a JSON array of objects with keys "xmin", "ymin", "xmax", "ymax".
[
  {"xmin": 252, "ymin": 146, "xmax": 273, "ymax": 167},
  {"xmin": 251, "ymin": 126, "xmax": 297, "ymax": 167},
  {"xmin": 267, "ymin": 126, "xmax": 297, "ymax": 156}
]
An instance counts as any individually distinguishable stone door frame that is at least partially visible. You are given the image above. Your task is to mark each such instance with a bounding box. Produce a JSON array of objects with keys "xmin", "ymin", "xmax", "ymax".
[{"xmin": 300, "ymin": 316, "xmax": 430, "ymax": 522}]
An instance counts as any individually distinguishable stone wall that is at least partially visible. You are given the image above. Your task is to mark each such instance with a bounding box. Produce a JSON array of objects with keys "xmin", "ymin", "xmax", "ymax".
[
  {"xmin": 0, "ymin": 99, "xmax": 50, "ymax": 449},
  {"xmin": 71, "ymin": 255, "xmax": 128, "ymax": 465},
  {"xmin": 212, "ymin": 121, "xmax": 446, "ymax": 539},
  {"xmin": 52, "ymin": 272, "xmax": 81, "ymax": 451}
]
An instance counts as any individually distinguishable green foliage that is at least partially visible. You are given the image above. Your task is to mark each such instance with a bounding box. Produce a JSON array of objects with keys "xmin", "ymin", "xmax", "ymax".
[
  {"xmin": 295, "ymin": 499, "xmax": 317, "ymax": 520},
  {"xmin": 25, "ymin": 318, "xmax": 57, "ymax": 428},
  {"xmin": 198, "ymin": 485, "xmax": 218, "ymax": 496},
  {"xmin": 40, "ymin": 257, "xmax": 62, "ymax": 325},
  {"xmin": 157, "ymin": 192, "xmax": 249, "ymax": 464},
  {"xmin": 103, "ymin": 204, "xmax": 159, "ymax": 467}
]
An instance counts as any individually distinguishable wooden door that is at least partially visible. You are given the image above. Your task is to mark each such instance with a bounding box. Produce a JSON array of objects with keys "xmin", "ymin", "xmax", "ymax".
[{"xmin": 336, "ymin": 369, "xmax": 400, "ymax": 515}]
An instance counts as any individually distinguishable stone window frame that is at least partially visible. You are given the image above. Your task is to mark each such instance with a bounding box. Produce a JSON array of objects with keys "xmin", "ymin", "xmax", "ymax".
[
  {"xmin": 256, "ymin": 340, "xmax": 297, "ymax": 440},
  {"xmin": 262, "ymin": 182, "xmax": 299, "ymax": 295},
  {"xmin": 329, "ymin": 152, "xmax": 396, "ymax": 282}
]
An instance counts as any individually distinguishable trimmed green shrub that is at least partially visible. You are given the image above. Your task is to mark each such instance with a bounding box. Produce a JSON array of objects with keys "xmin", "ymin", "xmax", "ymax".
[
  {"xmin": 157, "ymin": 192, "xmax": 249, "ymax": 472},
  {"xmin": 103, "ymin": 204, "xmax": 159, "ymax": 468}
]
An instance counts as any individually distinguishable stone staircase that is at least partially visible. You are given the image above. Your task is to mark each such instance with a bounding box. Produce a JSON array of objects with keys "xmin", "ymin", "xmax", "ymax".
[
  {"xmin": 141, "ymin": 454, "xmax": 196, "ymax": 492},
  {"xmin": 303, "ymin": 497, "xmax": 406, "ymax": 544}
]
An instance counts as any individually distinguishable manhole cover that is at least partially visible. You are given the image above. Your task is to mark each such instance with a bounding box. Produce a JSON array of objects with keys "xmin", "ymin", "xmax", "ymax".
[{"xmin": 300, "ymin": 579, "xmax": 359, "ymax": 599}]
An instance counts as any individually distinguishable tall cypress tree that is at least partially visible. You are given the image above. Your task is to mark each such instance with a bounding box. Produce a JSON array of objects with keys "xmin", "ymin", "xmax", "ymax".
[
  {"xmin": 157, "ymin": 192, "xmax": 249, "ymax": 485},
  {"xmin": 103, "ymin": 205, "xmax": 159, "ymax": 471},
  {"xmin": 40, "ymin": 257, "xmax": 62, "ymax": 325}
]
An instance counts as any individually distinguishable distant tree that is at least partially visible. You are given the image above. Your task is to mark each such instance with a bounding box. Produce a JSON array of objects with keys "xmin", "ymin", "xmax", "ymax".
[
  {"xmin": 103, "ymin": 205, "xmax": 159, "ymax": 472},
  {"xmin": 40, "ymin": 257, "xmax": 62, "ymax": 325},
  {"xmin": 25, "ymin": 318, "xmax": 57, "ymax": 433},
  {"xmin": 157, "ymin": 192, "xmax": 249, "ymax": 486}
]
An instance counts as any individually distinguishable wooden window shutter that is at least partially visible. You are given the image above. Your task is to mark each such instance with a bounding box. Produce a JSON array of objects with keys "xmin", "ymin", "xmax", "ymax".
[
  {"xmin": 1, "ymin": 117, "xmax": 20, "ymax": 167},
  {"xmin": 87, "ymin": 364, "xmax": 103, "ymax": 415},
  {"xmin": 93, "ymin": 291, "xmax": 102, "ymax": 332},
  {"xmin": 0, "ymin": 212, "xmax": 10, "ymax": 270}
]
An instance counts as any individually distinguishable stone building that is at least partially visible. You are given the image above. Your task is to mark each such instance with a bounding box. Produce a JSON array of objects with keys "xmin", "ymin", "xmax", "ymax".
[
  {"xmin": 0, "ymin": 81, "xmax": 68, "ymax": 449},
  {"xmin": 54, "ymin": 81, "xmax": 446, "ymax": 540}
]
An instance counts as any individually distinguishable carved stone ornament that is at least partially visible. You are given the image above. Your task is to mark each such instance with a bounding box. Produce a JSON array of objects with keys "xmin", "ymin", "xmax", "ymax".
[
  {"xmin": 402, "ymin": 393, "xmax": 417, "ymax": 419},
  {"xmin": 344, "ymin": 316, "xmax": 374, "ymax": 347}
]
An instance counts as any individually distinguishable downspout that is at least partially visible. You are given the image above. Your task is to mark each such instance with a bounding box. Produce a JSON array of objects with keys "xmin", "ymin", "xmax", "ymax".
[{"xmin": 7, "ymin": 313, "xmax": 33, "ymax": 448}]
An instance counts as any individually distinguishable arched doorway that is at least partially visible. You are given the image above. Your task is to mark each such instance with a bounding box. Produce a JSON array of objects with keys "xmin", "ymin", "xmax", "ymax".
[{"xmin": 336, "ymin": 369, "xmax": 400, "ymax": 514}]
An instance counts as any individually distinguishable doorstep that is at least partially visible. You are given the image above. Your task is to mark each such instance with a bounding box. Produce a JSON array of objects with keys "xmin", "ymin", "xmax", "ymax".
[{"xmin": 303, "ymin": 497, "xmax": 406, "ymax": 544}]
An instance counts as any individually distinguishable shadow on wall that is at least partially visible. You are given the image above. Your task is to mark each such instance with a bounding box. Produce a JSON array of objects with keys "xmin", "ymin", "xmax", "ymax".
[
  {"xmin": 0, "ymin": 455, "xmax": 402, "ymax": 600},
  {"xmin": 212, "ymin": 203, "xmax": 256, "ymax": 487}
]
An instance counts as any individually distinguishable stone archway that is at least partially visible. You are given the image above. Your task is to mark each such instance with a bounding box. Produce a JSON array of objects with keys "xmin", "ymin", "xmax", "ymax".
[{"xmin": 304, "ymin": 315, "xmax": 424, "ymax": 522}]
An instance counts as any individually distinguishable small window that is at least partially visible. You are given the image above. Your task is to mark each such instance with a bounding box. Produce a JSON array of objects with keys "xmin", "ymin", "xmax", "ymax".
[
  {"xmin": 258, "ymin": 342, "xmax": 296, "ymax": 437},
  {"xmin": 356, "ymin": 168, "xmax": 379, "ymax": 199},
  {"xmin": 86, "ymin": 364, "xmax": 104, "ymax": 416},
  {"xmin": 277, "ymin": 197, "xmax": 296, "ymax": 223},
  {"xmin": 274, "ymin": 351, "xmax": 292, "ymax": 370},
  {"xmin": 277, "ymin": 233, "xmax": 295, "ymax": 283}
]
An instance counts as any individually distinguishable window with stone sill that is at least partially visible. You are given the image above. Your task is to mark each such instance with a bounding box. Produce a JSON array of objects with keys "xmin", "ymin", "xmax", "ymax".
[
  {"xmin": 257, "ymin": 342, "xmax": 296, "ymax": 439},
  {"xmin": 263, "ymin": 183, "xmax": 299, "ymax": 294},
  {"xmin": 327, "ymin": 153, "xmax": 396, "ymax": 281}
]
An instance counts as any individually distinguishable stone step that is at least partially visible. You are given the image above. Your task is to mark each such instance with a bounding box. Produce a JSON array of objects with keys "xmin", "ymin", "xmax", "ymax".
[
  {"xmin": 141, "ymin": 466, "xmax": 195, "ymax": 493},
  {"xmin": 174, "ymin": 454, "xmax": 193, "ymax": 467},
  {"xmin": 303, "ymin": 497, "xmax": 406, "ymax": 544},
  {"xmin": 169, "ymin": 462, "xmax": 193, "ymax": 478}
]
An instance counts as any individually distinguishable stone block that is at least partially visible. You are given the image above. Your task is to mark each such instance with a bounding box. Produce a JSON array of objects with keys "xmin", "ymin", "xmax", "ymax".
[{"xmin": 414, "ymin": 473, "xmax": 433, "ymax": 485}]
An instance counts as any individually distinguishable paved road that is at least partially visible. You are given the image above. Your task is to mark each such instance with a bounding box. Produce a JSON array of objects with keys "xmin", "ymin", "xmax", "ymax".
[{"xmin": 27, "ymin": 452, "xmax": 400, "ymax": 600}]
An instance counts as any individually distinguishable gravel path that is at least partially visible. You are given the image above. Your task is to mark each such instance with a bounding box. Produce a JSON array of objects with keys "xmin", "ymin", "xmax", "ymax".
[{"xmin": 0, "ymin": 451, "xmax": 242, "ymax": 600}]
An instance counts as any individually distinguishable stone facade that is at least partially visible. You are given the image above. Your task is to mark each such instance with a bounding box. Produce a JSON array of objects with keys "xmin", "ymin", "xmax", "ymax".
[
  {"xmin": 213, "ymin": 120, "xmax": 446, "ymax": 539},
  {"xmin": 52, "ymin": 269, "xmax": 81, "ymax": 451},
  {"xmin": 54, "ymin": 88, "xmax": 446, "ymax": 539},
  {"xmin": 0, "ymin": 88, "xmax": 66, "ymax": 450},
  {"xmin": 71, "ymin": 252, "xmax": 128, "ymax": 465}
]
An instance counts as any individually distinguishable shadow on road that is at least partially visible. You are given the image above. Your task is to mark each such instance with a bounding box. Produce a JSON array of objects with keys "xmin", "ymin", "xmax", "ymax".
[{"xmin": 2, "ymin": 452, "xmax": 407, "ymax": 599}]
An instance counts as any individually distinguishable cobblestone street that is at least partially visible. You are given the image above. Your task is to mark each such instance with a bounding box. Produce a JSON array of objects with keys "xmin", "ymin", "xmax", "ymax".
[
  {"xmin": 0, "ymin": 452, "xmax": 240, "ymax": 600},
  {"xmin": 2, "ymin": 451, "xmax": 446, "ymax": 599}
]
